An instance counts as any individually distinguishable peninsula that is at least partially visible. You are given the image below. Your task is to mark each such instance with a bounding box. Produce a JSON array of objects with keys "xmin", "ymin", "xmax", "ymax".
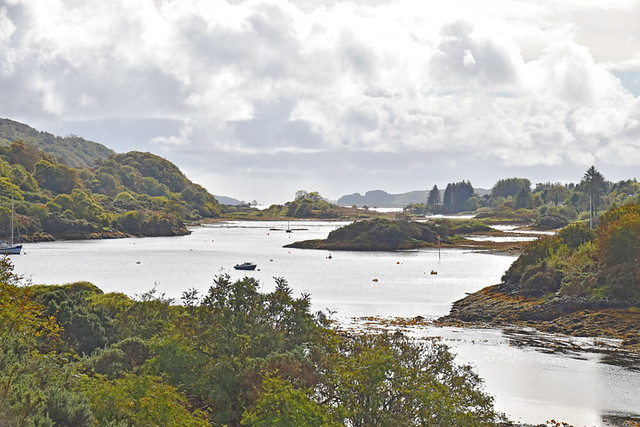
[{"xmin": 440, "ymin": 204, "xmax": 640, "ymax": 353}]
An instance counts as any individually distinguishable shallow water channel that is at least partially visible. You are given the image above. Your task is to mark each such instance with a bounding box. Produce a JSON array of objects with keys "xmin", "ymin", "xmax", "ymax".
[{"xmin": 11, "ymin": 220, "xmax": 640, "ymax": 426}]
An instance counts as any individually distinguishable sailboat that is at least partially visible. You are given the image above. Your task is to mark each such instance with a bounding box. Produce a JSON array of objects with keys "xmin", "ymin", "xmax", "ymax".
[
  {"xmin": 0, "ymin": 196, "xmax": 22, "ymax": 255},
  {"xmin": 286, "ymin": 220, "xmax": 292, "ymax": 233}
]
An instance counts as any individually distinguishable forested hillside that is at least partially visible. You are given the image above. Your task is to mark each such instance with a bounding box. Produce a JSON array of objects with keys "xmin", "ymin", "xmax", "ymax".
[
  {"xmin": 0, "ymin": 118, "xmax": 115, "ymax": 168},
  {"xmin": 0, "ymin": 140, "xmax": 220, "ymax": 240},
  {"xmin": 502, "ymin": 203, "xmax": 640, "ymax": 303}
]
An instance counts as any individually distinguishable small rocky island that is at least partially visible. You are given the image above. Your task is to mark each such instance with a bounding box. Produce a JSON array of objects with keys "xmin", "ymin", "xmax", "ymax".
[
  {"xmin": 440, "ymin": 204, "xmax": 640, "ymax": 353},
  {"xmin": 284, "ymin": 217, "xmax": 493, "ymax": 251}
]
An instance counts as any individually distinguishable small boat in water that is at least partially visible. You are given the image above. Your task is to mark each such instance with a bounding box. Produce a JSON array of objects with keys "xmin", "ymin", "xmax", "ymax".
[
  {"xmin": 234, "ymin": 262, "xmax": 257, "ymax": 271},
  {"xmin": 1, "ymin": 197, "xmax": 21, "ymax": 255},
  {"xmin": 0, "ymin": 241, "xmax": 22, "ymax": 255}
]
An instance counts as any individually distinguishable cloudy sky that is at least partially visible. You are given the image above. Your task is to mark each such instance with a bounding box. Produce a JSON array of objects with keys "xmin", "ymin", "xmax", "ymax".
[{"xmin": 1, "ymin": 0, "xmax": 640, "ymax": 204}]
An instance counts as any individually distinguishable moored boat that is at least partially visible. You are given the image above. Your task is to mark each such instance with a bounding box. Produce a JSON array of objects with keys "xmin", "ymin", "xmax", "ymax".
[
  {"xmin": 1, "ymin": 196, "xmax": 21, "ymax": 255},
  {"xmin": 0, "ymin": 241, "xmax": 22, "ymax": 255},
  {"xmin": 234, "ymin": 262, "xmax": 257, "ymax": 270}
]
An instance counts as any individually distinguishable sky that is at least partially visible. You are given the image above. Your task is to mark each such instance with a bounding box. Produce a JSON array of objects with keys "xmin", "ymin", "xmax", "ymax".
[{"xmin": 1, "ymin": 0, "xmax": 640, "ymax": 204}]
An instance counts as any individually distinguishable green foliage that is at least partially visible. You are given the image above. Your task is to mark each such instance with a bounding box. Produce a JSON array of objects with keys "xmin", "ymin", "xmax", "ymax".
[
  {"xmin": 322, "ymin": 333, "xmax": 502, "ymax": 426},
  {"xmin": 427, "ymin": 184, "xmax": 441, "ymax": 206},
  {"xmin": 515, "ymin": 187, "xmax": 533, "ymax": 209},
  {"xmin": 90, "ymin": 152, "xmax": 220, "ymax": 219},
  {"xmin": 5, "ymin": 139, "xmax": 58, "ymax": 171},
  {"xmin": 82, "ymin": 373, "xmax": 209, "ymax": 426},
  {"xmin": 34, "ymin": 160, "xmax": 80, "ymax": 194},
  {"xmin": 544, "ymin": 184, "xmax": 569, "ymax": 206},
  {"xmin": 0, "ymin": 137, "xmax": 221, "ymax": 240},
  {"xmin": 84, "ymin": 337, "xmax": 150, "ymax": 378},
  {"xmin": 558, "ymin": 223, "xmax": 595, "ymax": 250},
  {"xmin": 442, "ymin": 180, "xmax": 474, "ymax": 213},
  {"xmin": 464, "ymin": 196, "xmax": 479, "ymax": 212},
  {"xmin": 282, "ymin": 191, "xmax": 332, "ymax": 218},
  {"xmin": 242, "ymin": 374, "xmax": 340, "ymax": 426},
  {"xmin": 491, "ymin": 178, "xmax": 531, "ymax": 200},
  {"xmin": 502, "ymin": 237, "xmax": 563, "ymax": 286},
  {"xmin": 504, "ymin": 203, "xmax": 640, "ymax": 303},
  {"xmin": 31, "ymin": 282, "xmax": 114, "ymax": 355},
  {"xmin": 326, "ymin": 218, "xmax": 443, "ymax": 247},
  {"xmin": 0, "ymin": 258, "xmax": 94, "ymax": 426},
  {"xmin": 0, "ymin": 119, "xmax": 114, "ymax": 168},
  {"xmin": 0, "ymin": 254, "xmax": 506, "ymax": 426},
  {"xmin": 534, "ymin": 214, "xmax": 569, "ymax": 230}
]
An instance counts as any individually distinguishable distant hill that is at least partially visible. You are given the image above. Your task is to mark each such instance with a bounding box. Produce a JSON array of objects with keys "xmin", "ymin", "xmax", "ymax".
[
  {"xmin": 337, "ymin": 188, "xmax": 490, "ymax": 208},
  {"xmin": 215, "ymin": 195, "xmax": 241, "ymax": 205},
  {"xmin": 0, "ymin": 119, "xmax": 222, "ymax": 240},
  {"xmin": 0, "ymin": 118, "xmax": 115, "ymax": 168}
]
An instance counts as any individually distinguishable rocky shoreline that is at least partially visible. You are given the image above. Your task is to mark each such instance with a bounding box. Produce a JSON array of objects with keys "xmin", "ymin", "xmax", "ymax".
[
  {"xmin": 285, "ymin": 236, "xmax": 532, "ymax": 253},
  {"xmin": 438, "ymin": 284, "xmax": 640, "ymax": 354},
  {"xmin": 16, "ymin": 227, "xmax": 191, "ymax": 243}
]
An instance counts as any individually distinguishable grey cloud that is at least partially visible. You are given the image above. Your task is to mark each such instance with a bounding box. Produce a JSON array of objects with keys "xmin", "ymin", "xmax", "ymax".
[
  {"xmin": 176, "ymin": 3, "xmax": 304, "ymax": 81},
  {"xmin": 2, "ymin": 0, "xmax": 640, "ymax": 204},
  {"xmin": 338, "ymin": 31, "xmax": 378, "ymax": 76},
  {"xmin": 230, "ymin": 98, "xmax": 323, "ymax": 150},
  {"xmin": 429, "ymin": 20, "xmax": 521, "ymax": 90}
]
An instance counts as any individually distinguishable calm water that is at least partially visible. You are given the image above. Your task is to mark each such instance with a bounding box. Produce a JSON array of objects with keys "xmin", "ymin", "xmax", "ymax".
[{"xmin": 10, "ymin": 220, "xmax": 640, "ymax": 426}]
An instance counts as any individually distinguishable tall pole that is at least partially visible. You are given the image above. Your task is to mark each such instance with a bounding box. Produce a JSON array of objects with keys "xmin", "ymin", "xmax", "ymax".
[{"xmin": 589, "ymin": 193, "xmax": 593, "ymax": 230}]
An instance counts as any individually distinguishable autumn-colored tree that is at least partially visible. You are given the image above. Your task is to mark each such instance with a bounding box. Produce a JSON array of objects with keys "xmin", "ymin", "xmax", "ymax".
[
  {"xmin": 34, "ymin": 160, "xmax": 81, "ymax": 194},
  {"xmin": 596, "ymin": 204, "xmax": 640, "ymax": 266}
]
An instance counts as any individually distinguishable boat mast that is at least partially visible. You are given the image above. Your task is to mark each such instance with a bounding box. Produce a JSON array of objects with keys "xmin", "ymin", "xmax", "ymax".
[{"xmin": 11, "ymin": 196, "xmax": 14, "ymax": 244}]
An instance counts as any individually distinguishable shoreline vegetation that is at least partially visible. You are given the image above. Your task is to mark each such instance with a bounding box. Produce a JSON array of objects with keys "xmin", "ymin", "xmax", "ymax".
[
  {"xmin": 0, "ymin": 258, "xmax": 505, "ymax": 426},
  {"xmin": 440, "ymin": 204, "xmax": 640, "ymax": 356}
]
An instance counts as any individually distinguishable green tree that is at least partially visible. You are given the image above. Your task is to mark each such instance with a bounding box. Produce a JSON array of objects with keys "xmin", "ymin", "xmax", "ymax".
[
  {"xmin": 242, "ymin": 374, "xmax": 340, "ymax": 426},
  {"xmin": 6, "ymin": 140, "xmax": 56, "ymax": 171},
  {"xmin": 463, "ymin": 196, "xmax": 479, "ymax": 212},
  {"xmin": 491, "ymin": 178, "xmax": 531, "ymax": 200},
  {"xmin": 580, "ymin": 166, "xmax": 608, "ymax": 229},
  {"xmin": 34, "ymin": 160, "xmax": 80, "ymax": 194},
  {"xmin": 0, "ymin": 258, "xmax": 94, "ymax": 425},
  {"xmin": 544, "ymin": 184, "xmax": 569, "ymax": 206},
  {"xmin": 514, "ymin": 187, "xmax": 533, "ymax": 209},
  {"xmin": 558, "ymin": 223, "xmax": 595, "ymax": 250},
  {"xmin": 596, "ymin": 204, "xmax": 640, "ymax": 266},
  {"xmin": 82, "ymin": 373, "xmax": 208, "ymax": 426},
  {"xmin": 427, "ymin": 184, "xmax": 441, "ymax": 206},
  {"xmin": 442, "ymin": 181, "xmax": 474, "ymax": 214},
  {"xmin": 322, "ymin": 333, "xmax": 502, "ymax": 426}
]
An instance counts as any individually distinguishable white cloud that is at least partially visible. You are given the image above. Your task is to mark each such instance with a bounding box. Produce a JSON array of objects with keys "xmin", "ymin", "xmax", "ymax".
[{"xmin": 1, "ymin": 0, "xmax": 640, "ymax": 202}]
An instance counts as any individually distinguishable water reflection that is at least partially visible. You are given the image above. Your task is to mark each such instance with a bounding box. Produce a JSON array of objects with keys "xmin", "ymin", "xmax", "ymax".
[
  {"xmin": 10, "ymin": 221, "xmax": 640, "ymax": 426},
  {"xmin": 503, "ymin": 328, "xmax": 640, "ymax": 371}
]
